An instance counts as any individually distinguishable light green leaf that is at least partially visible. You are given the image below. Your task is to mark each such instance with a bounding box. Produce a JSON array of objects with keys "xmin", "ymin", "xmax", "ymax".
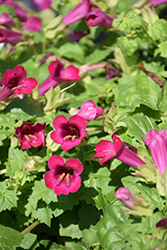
[
  {"xmin": 148, "ymin": 19, "xmax": 167, "ymax": 41},
  {"xmin": 0, "ymin": 224, "xmax": 23, "ymax": 250},
  {"xmin": 118, "ymin": 36, "xmax": 138, "ymax": 56}
]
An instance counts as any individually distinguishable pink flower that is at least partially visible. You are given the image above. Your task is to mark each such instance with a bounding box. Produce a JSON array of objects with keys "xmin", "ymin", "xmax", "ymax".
[
  {"xmin": 0, "ymin": 0, "xmax": 27, "ymax": 21},
  {"xmin": 23, "ymin": 17, "xmax": 42, "ymax": 32},
  {"xmin": 15, "ymin": 122, "xmax": 46, "ymax": 150},
  {"xmin": 156, "ymin": 218, "xmax": 167, "ymax": 227},
  {"xmin": 33, "ymin": 0, "xmax": 52, "ymax": 11},
  {"xmin": 76, "ymin": 100, "xmax": 103, "ymax": 123},
  {"xmin": 38, "ymin": 60, "xmax": 80, "ymax": 95},
  {"xmin": 50, "ymin": 115, "xmax": 87, "ymax": 151},
  {"xmin": 86, "ymin": 8, "xmax": 113, "ymax": 27},
  {"xmin": 0, "ymin": 28, "xmax": 22, "ymax": 43},
  {"xmin": 93, "ymin": 131, "xmax": 145, "ymax": 168},
  {"xmin": 151, "ymin": 0, "xmax": 167, "ymax": 7},
  {"xmin": 0, "ymin": 66, "xmax": 38, "ymax": 101},
  {"xmin": 62, "ymin": 0, "xmax": 90, "ymax": 26},
  {"xmin": 115, "ymin": 187, "xmax": 141, "ymax": 209},
  {"xmin": 44, "ymin": 155, "xmax": 83, "ymax": 195},
  {"xmin": 142, "ymin": 129, "xmax": 167, "ymax": 175},
  {"xmin": 0, "ymin": 12, "xmax": 14, "ymax": 29}
]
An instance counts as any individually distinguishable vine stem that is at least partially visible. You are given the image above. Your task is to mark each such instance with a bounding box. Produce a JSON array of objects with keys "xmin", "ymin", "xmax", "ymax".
[
  {"xmin": 0, "ymin": 169, "xmax": 6, "ymax": 175},
  {"xmin": 21, "ymin": 220, "xmax": 40, "ymax": 235}
]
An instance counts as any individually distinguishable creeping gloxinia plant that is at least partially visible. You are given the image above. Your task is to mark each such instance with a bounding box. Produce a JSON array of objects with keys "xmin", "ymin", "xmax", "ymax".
[
  {"xmin": 1, "ymin": 0, "xmax": 167, "ymax": 249},
  {"xmin": 50, "ymin": 115, "xmax": 87, "ymax": 151},
  {"xmin": 44, "ymin": 155, "xmax": 83, "ymax": 195},
  {"xmin": 15, "ymin": 122, "xmax": 46, "ymax": 149}
]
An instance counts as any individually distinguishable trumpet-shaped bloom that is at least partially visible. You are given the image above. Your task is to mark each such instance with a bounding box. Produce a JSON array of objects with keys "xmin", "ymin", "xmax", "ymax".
[
  {"xmin": 0, "ymin": 0, "xmax": 27, "ymax": 21},
  {"xmin": 62, "ymin": 0, "xmax": 90, "ymax": 26},
  {"xmin": 156, "ymin": 218, "xmax": 167, "ymax": 228},
  {"xmin": 76, "ymin": 100, "xmax": 103, "ymax": 123},
  {"xmin": 23, "ymin": 17, "xmax": 42, "ymax": 32},
  {"xmin": 142, "ymin": 129, "xmax": 167, "ymax": 175},
  {"xmin": 0, "ymin": 66, "xmax": 38, "ymax": 101},
  {"xmin": 115, "ymin": 187, "xmax": 141, "ymax": 209},
  {"xmin": 50, "ymin": 115, "xmax": 87, "ymax": 151},
  {"xmin": 86, "ymin": 8, "xmax": 113, "ymax": 27},
  {"xmin": 38, "ymin": 60, "xmax": 80, "ymax": 95},
  {"xmin": 93, "ymin": 131, "xmax": 145, "ymax": 168},
  {"xmin": 151, "ymin": 0, "xmax": 167, "ymax": 7},
  {"xmin": 0, "ymin": 28, "xmax": 22, "ymax": 43},
  {"xmin": 16, "ymin": 122, "xmax": 46, "ymax": 150},
  {"xmin": 44, "ymin": 155, "xmax": 83, "ymax": 195},
  {"xmin": 0, "ymin": 12, "xmax": 14, "ymax": 28}
]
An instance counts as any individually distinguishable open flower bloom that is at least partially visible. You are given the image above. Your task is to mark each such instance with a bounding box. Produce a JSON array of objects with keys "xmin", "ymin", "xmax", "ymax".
[
  {"xmin": 0, "ymin": 28, "xmax": 22, "ymax": 43},
  {"xmin": 16, "ymin": 122, "xmax": 46, "ymax": 150},
  {"xmin": 44, "ymin": 155, "xmax": 83, "ymax": 195},
  {"xmin": 76, "ymin": 100, "xmax": 103, "ymax": 123},
  {"xmin": 38, "ymin": 60, "xmax": 80, "ymax": 95},
  {"xmin": 142, "ymin": 129, "xmax": 167, "ymax": 175},
  {"xmin": 23, "ymin": 17, "xmax": 42, "ymax": 32},
  {"xmin": 93, "ymin": 131, "xmax": 145, "ymax": 168},
  {"xmin": 0, "ymin": 12, "xmax": 15, "ymax": 29},
  {"xmin": 0, "ymin": 66, "xmax": 38, "ymax": 101},
  {"xmin": 62, "ymin": 0, "xmax": 90, "ymax": 26},
  {"xmin": 115, "ymin": 187, "xmax": 142, "ymax": 209},
  {"xmin": 50, "ymin": 115, "xmax": 87, "ymax": 151},
  {"xmin": 86, "ymin": 8, "xmax": 113, "ymax": 27}
]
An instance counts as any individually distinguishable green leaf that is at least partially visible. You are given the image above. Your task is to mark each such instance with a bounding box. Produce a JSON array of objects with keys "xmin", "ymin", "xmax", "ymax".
[
  {"xmin": 113, "ymin": 72, "xmax": 162, "ymax": 112},
  {"xmin": 0, "ymin": 5, "xmax": 15, "ymax": 15},
  {"xmin": 5, "ymin": 148, "xmax": 28, "ymax": 178},
  {"xmin": 124, "ymin": 113, "xmax": 157, "ymax": 143},
  {"xmin": 58, "ymin": 43, "xmax": 85, "ymax": 63},
  {"xmin": 85, "ymin": 47, "xmax": 114, "ymax": 64},
  {"xmin": 25, "ymin": 179, "xmax": 58, "ymax": 213},
  {"xmin": 31, "ymin": 206, "xmax": 52, "ymax": 226},
  {"xmin": 59, "ymin": 209, "xmax": 82, "ymax": 239},
  {"xmin": 0, "ymin": 182, "xmax": 18, "ymax": 212},
  {"xmin": 118, "ymin": 36, "xmax": 138, "ymax": 56},
  {"xmin": 97, "ymin": 201, "xmax": 128, "ymax": 249},
  {"xmin": 19, "ymin": 233, "xmax": 39, "ymax": 249},
  {"xmin": 148, "ymin": 19, "xmax": 167, "ymax": 41},
  {"xmin": 0, "ymin": 224, "xmax": 23, "ymax": 250},
  {"xmin": 158, "ymin": 41, "xmax": 167, "ymax": 58}
]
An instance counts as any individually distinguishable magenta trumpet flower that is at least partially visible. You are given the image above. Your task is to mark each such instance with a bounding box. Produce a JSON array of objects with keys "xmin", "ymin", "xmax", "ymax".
[
  {"xmin": 16, "ymin": 122, "xmax": 46, "ymax": 150},
  {"xmin": 50, "ymin": 115, "xmax": 87, "ymax": 151},
  {"xmin": 0, "ymin": 66, "xmax": 38, "ymax": 101},
  {"xmin": 86, "ymin": 8, "xmax": 113, "ymax": 27},
  {"xmin": 23, "ymin": 16, "xmax": 42, "ymax": 32},
  {"xmin": 151, "ymin": 0, "xmax": 167, "ymax": 7},
  {"xmin": 0, "ymin": 0, "xmax": 27, "ymax": 21},
  {"xmin": 0, "ymin": 28, "xmax": 22, "ymax": 43},
  {"xmin": 156, "ymin": 218, "xmax": 167, "ymax": 228},
  {"xmin": 38, "ymin": 60, "xmax": 80, "ymax": 95},
  {"xmin": 76, "ymin": 100, "xmax": 103, "ymax": 123},
  {"xmin": 115, "ymin": 187, "xmax": 141, "ymax": 209},
  {"xmin": 0, "ymin": 12, "xmax": 14, "ymax": 29},
  {"xmin": 143, "ymin": 129, "xmax": 167, "ymax": 175},
  {"xmin": 44, "ymin": 155, "xmax": 84, "ymax": 195},
  {"xmin": 62, "ymin": 0, "xmax": 90, "ymax": 26},
  {"xmin": 93, "ymin": 131, "xmax": 145, "ymax": 168}
]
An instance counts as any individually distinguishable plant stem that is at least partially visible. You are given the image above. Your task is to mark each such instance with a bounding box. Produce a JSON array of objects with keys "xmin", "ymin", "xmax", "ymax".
[
  {"xmin": 86, "ymin": 127, "xmax": 103, "ymax": 132},
  {"xmin": 21, "ymin": 220, "xmax": 40, "ymax": 235},
  {"xmin": 0, "ymin": 169, "xmax": 7, "ymax": 175}
]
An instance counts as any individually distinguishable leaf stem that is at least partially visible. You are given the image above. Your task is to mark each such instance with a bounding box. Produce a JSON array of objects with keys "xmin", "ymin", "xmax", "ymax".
[
  {"xmin": 21, "ymin": 220, "xmax": 40, "ymax": 235},
  {"xmin": 0, "ymin": 169, "xmax": 7, "ymax": 175}
]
